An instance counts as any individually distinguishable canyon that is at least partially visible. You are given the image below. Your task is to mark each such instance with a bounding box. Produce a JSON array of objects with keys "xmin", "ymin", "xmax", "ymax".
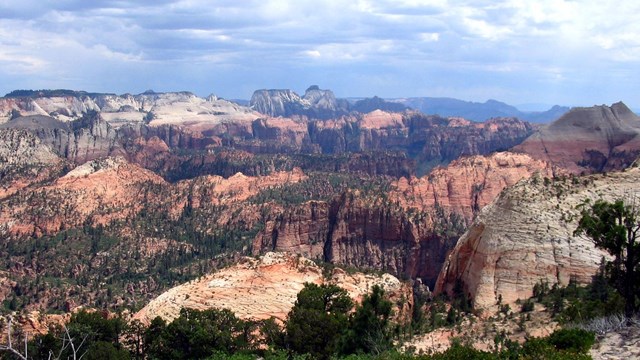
[{"xmin": 0, "ymin": 89, "xmax": 639, "ymax": 335}]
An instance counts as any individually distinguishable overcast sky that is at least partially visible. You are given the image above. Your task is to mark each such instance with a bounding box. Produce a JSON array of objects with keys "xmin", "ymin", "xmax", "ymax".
[{"xmin": 0, "ymin": 0, "xmax": 638, "ymax": 109}]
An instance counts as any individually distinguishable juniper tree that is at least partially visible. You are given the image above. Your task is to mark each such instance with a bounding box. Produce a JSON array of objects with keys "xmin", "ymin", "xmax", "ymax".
[{"xmin": 574, "ymin": 199, "xmax": 640, "ymax": 317}]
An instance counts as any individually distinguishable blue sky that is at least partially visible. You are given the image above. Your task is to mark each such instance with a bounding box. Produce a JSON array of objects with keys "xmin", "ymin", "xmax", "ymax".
[{"xmin": 0, "ymin": 0, "xmax": 638, "ymax": 109}]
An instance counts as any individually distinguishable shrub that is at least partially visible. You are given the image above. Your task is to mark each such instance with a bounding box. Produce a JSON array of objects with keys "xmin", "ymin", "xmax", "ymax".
[{"xmin": 547, "ymin": 328, "xmax": 595, "ymax": 354}]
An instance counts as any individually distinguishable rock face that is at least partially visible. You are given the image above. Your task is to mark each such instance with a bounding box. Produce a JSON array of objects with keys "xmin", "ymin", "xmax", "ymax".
[
  {"xmin": 514, "ymin": 102, "xmax": 640, "ymax": 173},
  {"xmin": 250, "ymin": 112, "xmax": 533, "ymax": 174},
  {"xmin": 253, "ymin": 152, "xmax": 554, "ymax": 287},
  {"xmin": 0, "ymin": 90, "xmax": 536, "ymax": 180},
  {"xmin": 0, "ymin": 90, "xmax": 260, "ymax": 129},
  {"xmin": 391, "ymin": 152, "xmax": 557, "ymax": 220},
  {"xmin": 435, "ymin": 165, "xmax": 640, "ymax": 310},
  {"xmin": 250, "ymin": 86, "xmax": 349, "ymax": 119},
  {"xmin": 134, "ymin": 252, "xmax": 410, "ymax": 323},
  {"xmin": 0, "ymin": 113, "xmax": 126, "ymax": 164}
]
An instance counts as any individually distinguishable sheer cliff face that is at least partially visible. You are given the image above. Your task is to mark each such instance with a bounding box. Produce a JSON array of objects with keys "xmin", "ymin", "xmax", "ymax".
[
  {"xmin": 253, "ymin": 152, "xmax": 554, "ymax": 287},
  {"xmin": 514, "ymin": 102, "xmax": 640, "ymax": 173},
  {"xmin": 242, "ymin": 111, "xmax": 534, "ymax": 174},
  {"xmin": 0, "ymin": 93, "xmax": 536, "ymax": 180},
  {"xmin": 435, "ymin": 166, "xmax": 640, "ymax": 310},
  {"xmin": 249, "ymin": 86, "xmax": 349, "ymax": 119},
  {"xmin": 390, "ymin": 152, "xmax": 556, "ymax": 220}
]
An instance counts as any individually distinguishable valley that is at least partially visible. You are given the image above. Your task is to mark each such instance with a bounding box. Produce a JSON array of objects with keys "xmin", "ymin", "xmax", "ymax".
[{"xmin": 1, "ymin": 88, "xmax": 639, "ymax": 359}]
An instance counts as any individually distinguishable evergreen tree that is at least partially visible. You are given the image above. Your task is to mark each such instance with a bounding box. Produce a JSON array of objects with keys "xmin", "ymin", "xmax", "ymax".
[
  {"xmin": 285, "ymin": 283, "xmax": 353, "ymax": 359},
  {"xmin": 575, "ymin": 199, "xmax": 640, "ymax": 316},
  {"xmin": 342, "ymin": 285, "xmax": 393, "ymax": 355}
]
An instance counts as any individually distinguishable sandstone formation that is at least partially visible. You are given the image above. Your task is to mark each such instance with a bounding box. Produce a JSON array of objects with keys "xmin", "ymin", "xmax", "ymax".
[
  {"xmin": 0, "ymin": 89, "xmax": 536, "ymax": 182},
  {"xmin": 0, "ymin": 157, "xmax": 167, "ymax": 236},
  {"xmin": 435, "ymin": 165, "xmax": 640, "ymax": 310},
  {"xmin": 249, "ymin": 86, "xmax": 349, "ymax": 119},
  {"xmin": 0, "ymin": 90, "xmax": 260, "ymax": 130},
  {"xmin": 390, "ymin": 151, "xmax": 557, "ymax": 220},
  {"xmin": 0, "ymin": 156, "xmax": 308, "ymax": 238},
  {"xmin": 253, "ymin": 152, "xmax": 554, "ymax": 287},
  {"xmin": 134, "ymin": 252, "xmax": 410, "ymax": 323},
  {"xmin": 514, "ymin": 102, "xmax": 640, "ymax": 173}
]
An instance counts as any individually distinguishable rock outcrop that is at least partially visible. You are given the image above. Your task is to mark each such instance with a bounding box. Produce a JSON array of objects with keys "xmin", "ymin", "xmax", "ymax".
[
  {"xmin": 0, "ymin": 113, "xmax": 123, "ymax": 164},
  {"xmin": 0, "ymin": 90, "xmax": 260, "ymax": 129},
  {"xmin": 391, "ymin": 152, "xmax": 557, "ymax": 220},
  {"xmin": 435, "ymin": 165, "xmax": 640, "ymax": 310},
  {"xmin": 134, "ymin": 252, "xmax": 410, "ymax": 323},
  {"xmin": 0, "ymin": 156, "xmax": 167, "ymax": 236},
  {"xmin": 514, "ymin": 102, "xmax": 640, "ymax": 173},
  {"xmin": 250, "ymin": 86, "xmax": 349, "ymax": 119},
  {"xmin": 253, "ymin": 152, "xmax": 554, "ymax": 287}
]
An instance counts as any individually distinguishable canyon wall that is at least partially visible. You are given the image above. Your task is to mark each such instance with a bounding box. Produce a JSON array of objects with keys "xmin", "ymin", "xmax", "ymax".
[{"xmin": 435, "ymin": 165, "xmax": 640, "ymax": 310}]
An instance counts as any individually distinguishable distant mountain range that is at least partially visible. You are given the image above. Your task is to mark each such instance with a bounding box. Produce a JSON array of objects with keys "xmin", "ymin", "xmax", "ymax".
[
  {"xmin": 247, "ymin": 87, "xmax": 569, "ymax": 122},
  {"xmin": 4, "ymin": 87, "xmax": 572, "ymax": 123},
  {"xmin": 386, "ymin": 97, "xmax": 570, "ymax": 123}
]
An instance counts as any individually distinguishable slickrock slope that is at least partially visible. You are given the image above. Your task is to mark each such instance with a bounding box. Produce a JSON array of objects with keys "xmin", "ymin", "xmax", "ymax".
[
  {"xmin": 514, "ymin": 102, "xmax": 640, "ymax": 173},
  {"xmin": 435, "ymin": 166, "xmax": 640, "ymax": 310},
  {"xmin": 590, "ymin": 321, "xmax": 640, "ymax": 360},
  {"xmin": 135, "ymin": 252, "xmax": 409, "ymax": 323}
]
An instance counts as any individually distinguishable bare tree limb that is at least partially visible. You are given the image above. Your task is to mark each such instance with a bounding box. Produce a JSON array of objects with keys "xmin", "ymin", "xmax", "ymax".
[{"xmin": 0, "ymin": 317, "xmax": 28, "ymax": 360}]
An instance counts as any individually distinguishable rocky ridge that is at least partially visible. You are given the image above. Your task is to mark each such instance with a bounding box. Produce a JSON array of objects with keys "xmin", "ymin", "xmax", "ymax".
[
  {"xmin": 252, "ymin": 151, "xmax": 555, "ymax": 286},
  {"xmin": 134, "ymin": 252, "xmax": 410, "ymax": 323},
  {"xmin": 435, "ymin": 165, "xmax": 640, "ymax": 310},
  {"xmin": 514, "ymin": 102, "xmax": 640, "ymax": 173},
  {"xmin": 250, "ymin": 86, "xmax": 349, "ymax": 119},
  {"xmin": 0, "ymin": 91, "xmax": 260, "ymax": 129}
]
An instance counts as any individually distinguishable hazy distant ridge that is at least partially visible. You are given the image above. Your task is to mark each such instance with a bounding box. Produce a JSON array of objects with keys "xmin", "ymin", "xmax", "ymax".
[{"xmin": 389, "ymin": 97, "xmax": 569, "ymax": 123}]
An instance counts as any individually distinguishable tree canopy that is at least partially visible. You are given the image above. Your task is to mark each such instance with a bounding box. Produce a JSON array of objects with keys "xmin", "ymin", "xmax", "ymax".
[
  {"xmin": 285, "ymin": 283, "xmax": 353, "ymax": 359},
  {"xmin": 575, "ymin": 198, "xmax": 640, "ymax": 316}
]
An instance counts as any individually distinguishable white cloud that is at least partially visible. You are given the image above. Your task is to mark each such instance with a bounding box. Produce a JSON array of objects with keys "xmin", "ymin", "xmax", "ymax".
[
  {"xmin": 0, "ymin": 0, "xmax": 638, "ymax": 106},
  {"xmin": 419, "ymin": 32, "xmax": 440, "ymax": 42}
]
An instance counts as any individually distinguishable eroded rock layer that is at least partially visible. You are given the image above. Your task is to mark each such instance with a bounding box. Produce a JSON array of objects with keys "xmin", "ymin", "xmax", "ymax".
[
  {"xmin": 435, "ymin": 165, "xmax": 640, "ymax": 310},
  {"xmin": 135, "ymin": 252, "xmax": 410, "ymax": 323},
  {"xmin": 514, "ymin": 102, "xmax": 640, "ymax": 173},
  {"xmin": 253, "ymin": 152, "xmax": 555, "ymax": 286}
]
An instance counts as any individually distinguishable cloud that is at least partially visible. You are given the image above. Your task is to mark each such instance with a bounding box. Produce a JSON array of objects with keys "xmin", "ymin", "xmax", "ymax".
[{"xmin": 0, "ymin": 0, "xmax": 637, "ymax": 107}]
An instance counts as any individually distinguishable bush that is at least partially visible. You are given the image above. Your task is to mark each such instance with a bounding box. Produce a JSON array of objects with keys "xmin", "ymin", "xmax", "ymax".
[
  {"xmin": 430, "ymin": 343, "xmax": 493, "ymax": 360},
  {"xmin": 547, "ymin": 328, "xmax": 595, "ymax": 354},
  {"xmin": 520, "ymin": 299, "xmax": 534, "ymax": 313}
]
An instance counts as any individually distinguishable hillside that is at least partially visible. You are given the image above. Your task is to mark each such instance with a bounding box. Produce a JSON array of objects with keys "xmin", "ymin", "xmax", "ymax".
[
  {"xmin": 514, "ymin": 102, "xmax": 640, "ymax": 173},
  {"xmin": 1, "ymin": 91, "xmax": 639, "ymax": 328},
  {"xmin": 436, "ymin": 164, "xmax": 640, "ymax": 310},
  {"xmin": 135, "ymin": 252, "xmax": 409, "ymax": 323}
]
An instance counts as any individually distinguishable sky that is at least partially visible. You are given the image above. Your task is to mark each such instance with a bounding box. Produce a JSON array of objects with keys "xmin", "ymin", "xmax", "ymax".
[{"xmin": 0, "ymin": 0, "xmax": 638, "ymax": 109}]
